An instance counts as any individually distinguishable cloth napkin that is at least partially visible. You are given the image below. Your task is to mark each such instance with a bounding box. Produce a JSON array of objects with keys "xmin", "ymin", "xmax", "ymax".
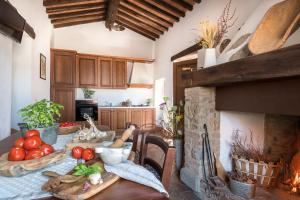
[{"xmin": 104, "ymin": 160, "xmax": 169, "ymax": 197}]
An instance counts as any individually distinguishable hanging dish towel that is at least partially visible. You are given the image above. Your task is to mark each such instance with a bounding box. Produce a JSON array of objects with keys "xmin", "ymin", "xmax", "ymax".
[{"xmin": 105, "ymin": 160, "xmax": 169, "ymax": 197}]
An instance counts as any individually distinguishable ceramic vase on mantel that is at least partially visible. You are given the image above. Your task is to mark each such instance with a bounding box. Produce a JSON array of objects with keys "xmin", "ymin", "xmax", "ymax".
[
  {"xmin": 197, "ymin": 48, "xmax": 217, "ymax": 69},
  {"xmin": 204, "ymin": 48, "xmax": 217, "ymax": 67}
]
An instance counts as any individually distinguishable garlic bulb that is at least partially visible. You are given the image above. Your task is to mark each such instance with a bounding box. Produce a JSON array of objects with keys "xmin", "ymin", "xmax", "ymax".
[{"xmin": 88, "ymin": 172, "xmax": 103, "ymax": 185}]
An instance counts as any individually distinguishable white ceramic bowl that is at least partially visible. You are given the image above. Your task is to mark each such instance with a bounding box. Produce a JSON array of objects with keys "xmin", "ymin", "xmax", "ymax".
[{"xmin": 95, "ymin": 141, "xmax": 132, "ymax": 165}]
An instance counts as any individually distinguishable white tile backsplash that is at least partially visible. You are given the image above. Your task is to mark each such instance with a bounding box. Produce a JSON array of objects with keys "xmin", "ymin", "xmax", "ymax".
[{"xmin": 76, "ymin": 88, "xmax": 153, "ymax": 106}]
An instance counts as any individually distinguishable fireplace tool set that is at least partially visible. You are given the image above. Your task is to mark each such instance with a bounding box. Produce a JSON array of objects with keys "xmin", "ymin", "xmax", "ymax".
[{"xmin": 201, "ymin": 124, "xmax": 243, "ymax": 200}]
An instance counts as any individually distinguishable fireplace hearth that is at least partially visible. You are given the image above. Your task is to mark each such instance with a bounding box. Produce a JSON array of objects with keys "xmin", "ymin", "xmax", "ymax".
[{"xmin": 181, "ymin": 86, "xmax": 300, "ymax": 200}]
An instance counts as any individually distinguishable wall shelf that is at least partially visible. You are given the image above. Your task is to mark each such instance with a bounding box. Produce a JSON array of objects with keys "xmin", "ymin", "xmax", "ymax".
[{"xmin": 127, "ymin": 83, "xmax": 153, "ymax": 89}]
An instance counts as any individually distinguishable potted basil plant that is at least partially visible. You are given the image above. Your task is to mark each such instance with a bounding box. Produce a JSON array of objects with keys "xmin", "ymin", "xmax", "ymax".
[{"xmin": 19, "ymin": 99, "xmax": 64, "ymax": 144}]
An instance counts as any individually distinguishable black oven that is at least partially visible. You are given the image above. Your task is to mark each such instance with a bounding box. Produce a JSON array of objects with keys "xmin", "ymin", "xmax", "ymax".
[{"xmin": 75, "ymin": 100, "xmax": 98, "ymax": 121}]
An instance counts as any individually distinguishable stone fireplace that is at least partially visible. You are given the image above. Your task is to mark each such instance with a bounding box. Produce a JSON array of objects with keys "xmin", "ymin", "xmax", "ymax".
[{"xmin": 180, "ymin": 86, "xmax": 300, "ymax": 200}]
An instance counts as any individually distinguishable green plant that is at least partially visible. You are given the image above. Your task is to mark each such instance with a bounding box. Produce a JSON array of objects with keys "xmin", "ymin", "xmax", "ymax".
[
  {"xmin": 159, "ymin": 97, "xmax": 184, "ymax": 139},
  {"xmin": 82, "ymin": 88, "xmax": 95, "ymax": 99},
  {"xmin": 19, "ymin": 99, "xmax": 63, "ymax": 129}
]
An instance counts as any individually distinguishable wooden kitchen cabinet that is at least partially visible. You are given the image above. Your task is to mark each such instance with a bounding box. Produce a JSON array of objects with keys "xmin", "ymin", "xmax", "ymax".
[
  {"xmin": 99, "ymin": 108, "xmax": 155, "ymax": 132},
  {"xmin": 76, "ymin": 54, "xmax": 98, "ymax": 87},
  {"xmin": 128, "ymin": 109, "xmax": 144, "ymax": 128},
  {"xmin": 128, "ymin": 108, "xmax": 156, "ymax": 130},
  {"xmin": 143, "ymin": 108, "xmax": 155, "ymax": 129},
  {"xmin": 98, "ymin": 57, "xmax": 113, "ymax": 88},
  {"xmin": 51, "ymin": 87, "xmax": 75, "ymax": 122},
  {"xmin": 112, "ymin": 59, "xmax": 127, "ymax": 89},
  {"xmin": 112, "ymin": 109, "xmax": 128, "ymax": 133},
  {"xmin": 98, "ymin": 108, "xmax": 112, "ymax": 129},
  {"xmin": 51, "ymin": 49, "xmax": 76, "ymax": 87}
]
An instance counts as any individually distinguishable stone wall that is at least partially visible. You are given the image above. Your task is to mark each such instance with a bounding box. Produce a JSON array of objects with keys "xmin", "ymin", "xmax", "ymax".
[{"xmin": 180, "ymin": 87, "xmax": 220, "ymax": 193}]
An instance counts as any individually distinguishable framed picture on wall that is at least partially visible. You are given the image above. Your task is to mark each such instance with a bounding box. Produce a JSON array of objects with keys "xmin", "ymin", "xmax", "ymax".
[{"xmin": 40, "ymin": 53, "xmax": 46, "ymax": 80}]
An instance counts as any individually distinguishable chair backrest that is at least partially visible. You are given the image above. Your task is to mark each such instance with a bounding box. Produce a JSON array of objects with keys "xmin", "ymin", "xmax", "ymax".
[
  {"xmin": 131, "ymin": 126, "xmax": 164, "ymax": 163},
  {"xmin": 141, "ymin": 135, "xmax": 175, "ymax": 189}
]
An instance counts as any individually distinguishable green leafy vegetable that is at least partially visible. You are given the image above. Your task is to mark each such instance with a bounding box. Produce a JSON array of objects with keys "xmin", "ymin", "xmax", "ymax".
[{"xmin": 72, "ymin": 163, "xmax": 103, "ymax": 177}]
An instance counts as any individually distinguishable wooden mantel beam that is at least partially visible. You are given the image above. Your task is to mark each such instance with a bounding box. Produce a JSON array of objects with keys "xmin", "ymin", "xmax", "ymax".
[
  {"xmin": 184, "ymin": 44, "xmax": 300, "ymax": 87},
  {"xmin": 105, "ymin": 0, "xmax": 121, "ymax": 30}
]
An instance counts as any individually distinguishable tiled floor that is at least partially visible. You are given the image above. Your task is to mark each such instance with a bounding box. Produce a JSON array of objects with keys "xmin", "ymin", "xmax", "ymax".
[{"xmin": 168, "ymin": 172, "xmax": 200, "ymax": 200}]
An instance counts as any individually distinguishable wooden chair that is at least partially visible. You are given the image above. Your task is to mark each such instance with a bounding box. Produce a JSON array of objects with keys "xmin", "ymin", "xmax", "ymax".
[
  {"xmin": 131, "ymin": 125, "xmax": 164, "ymax": 164},
  {"xmin": 140, "ymin": 134, "xmax": 175, "ymax": 189}
]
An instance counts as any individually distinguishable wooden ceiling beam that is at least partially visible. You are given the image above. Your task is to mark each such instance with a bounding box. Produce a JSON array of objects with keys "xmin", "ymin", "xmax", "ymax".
[
  {"xmin": 126, "ymin": 0, "xmax": 179, "ymax": 23},
  {"xmin": 48, "ymin": 7, "xmax": 105, "ymax": 19},
  {"xmin": 116, "ymin": 20, "xmax": 156, "ymax": 41},
  {"xmin": 118, "ymin": 13, "xmax": 163, "ymax": 35},
  {"xmin": 43, "ymin": 0, "xmax": 105, "ymax": 8},
  {"xmin": 53, "ymin": 15, "xmax": 104, "ymax": 26},
  {"xmin": 54, "ymin": 15, "xmax": 104, "ymax": 28},
  {"xmin": 46, "ymin": 3, "xmax": 105, "ymax": 14},
  {"xmin": 163, "ymin": 0, "xmax": 193, "ymax": 12},
  {"xmin": 50, "ymin": 9, "xmax": 105, "ymax": 20},
  {"xmin": 52, "ymin": 13, "xmax": 104, "ymax": 23},
  {"xmin": 144, "ymin": 0, "xmax": 185, "ymax": 18},
  {"xmin": 120, "ymin": 1, "xmax": 172, "ymax": 28},
  {"xmin": 117, "ymin": 17, "xmax": 159, "ymax": 38},
  {"xmin": 185, "ymin": 0, "xmax": 201, "ymax": 5},
  {"xmin": 119, "ymin": 6, "xmax": 167, "ymax": 32},
  {"xmin": 105, "ymin": 0, "xmax": 120, "ymax": 30},
  {"xmin": 54, "ymin": 18, "xmax": 104, "ymax": 28}
]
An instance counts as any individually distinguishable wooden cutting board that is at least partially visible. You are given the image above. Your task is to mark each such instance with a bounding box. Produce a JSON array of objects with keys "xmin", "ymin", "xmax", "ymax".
[
  {"xmin": 66, "ymin": 131, "xmax": 115, "ymax": 150},
  {"xmin": 43, "ymin": 152, "xmax": 135, "ymax": 200},
  {"xmin": 0, "ymin": 150, "xmax": 66, "ymax": 177}
]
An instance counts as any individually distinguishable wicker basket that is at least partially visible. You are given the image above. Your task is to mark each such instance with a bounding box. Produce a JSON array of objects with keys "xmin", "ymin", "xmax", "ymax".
[
  {"xmin": 58, "ymin": 125, "xmax": 81, "ymax": 135},
  {"xmin": 232, "ymin": 154, "xmax": 283, "ymax": 188}
]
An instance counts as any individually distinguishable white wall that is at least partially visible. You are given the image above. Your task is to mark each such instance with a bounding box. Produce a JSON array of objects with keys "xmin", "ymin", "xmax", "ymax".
[
  {"xmin": 10, "ymin": 0, "xmax": 53, "ymax": 128},
  {"xmin": 220, "ymin": 112, "xmax": 266, "ymax": 171},
  {"xmin": 154, "ymin": 0, "xmax": 261, "ymax": 101},
  {"xmin": 76, "ymin": 88, "xmax": 153, "ymax": 106},
  {"xmin": 52, "ymin": 22, "xmax": 155, "ymax": 58},
  {"xmin": 0, "ymin": 34, "xmax": 13, "ymax": 139}
]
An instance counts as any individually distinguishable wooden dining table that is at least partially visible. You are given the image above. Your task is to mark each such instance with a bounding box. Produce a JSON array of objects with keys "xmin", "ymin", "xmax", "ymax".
[{"xmin": 0, "ymin": 133, "xmax": 169, "ymax": 200}]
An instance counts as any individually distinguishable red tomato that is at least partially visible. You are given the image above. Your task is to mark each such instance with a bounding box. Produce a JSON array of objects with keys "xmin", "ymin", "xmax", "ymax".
[
  {"xmin": 82, "ymin": 148, "xmax": 95, "ymax": 161},
  {"xmin": 14, "ymin": 137, "xmax": 25, "ymax": 148},
  {"xmin": 24, "ymin": 130, "xmax": 40, "ymax": 138},
  {"xmin": 8, "ymin": 147, "xmax": 26, "ymax": 161},
  {"xmin": 24, "ymin": 136, "xmax": 42, "ymax": 150},
  {"xmin": 40, "ymin": 144, "xmax": 54, "ymax": 156},
  {"xmin": 72, "ymin": 146, "xmax": 83, "ymax": 159},
  {"xmin": 25, "ymin": 149, "xmax": 44, "ymax": 160}
]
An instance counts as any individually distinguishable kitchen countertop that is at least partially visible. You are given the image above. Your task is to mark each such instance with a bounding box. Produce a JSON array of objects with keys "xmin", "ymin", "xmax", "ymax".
[{"xmin": 98, "ymin": 106, "xmax": 156, "ymax": 109}]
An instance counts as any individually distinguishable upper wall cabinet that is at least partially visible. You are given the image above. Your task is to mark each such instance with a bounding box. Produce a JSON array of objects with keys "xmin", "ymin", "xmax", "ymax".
[
  {"xmin": 113, "ymin": 59, "xmax": 127, "ymax": 89},
  {"xmin": 76, "ymin": 54, "xmax": 98, "ymax": 87},
  {"xmin": 51, "ymin": 49, "xmax": 76, "ymax": 87},
  {"xmin": 51, "ymin": 49, "xmax": 150, "ymax": 89},
  {"xmin": 98, "ymin": 57, "xmax": 113, "ymax": 88}
]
